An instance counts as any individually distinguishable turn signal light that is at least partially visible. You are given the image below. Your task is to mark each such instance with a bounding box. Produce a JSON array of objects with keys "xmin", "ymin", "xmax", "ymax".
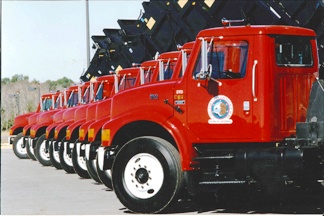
[
  {"xmin": 66, "ymin": 129, "xmax": 71, "ymax": 140},
  {"xmin": 31, "ymin": 129, "xmax": 36, "ymax": 138},
  {"xmin": 79, "ymin": 129, "xmax": 84, "ymax": 141},
  {"xmin": 101, "ymin": 129, "xmax": 110, "ymax": 143},
  {"xmin": 88, "ymin": 128, "xmax": 94, "ymax": 142},
  {"xmin": 54, "ymin": 129, "xmax": 58, "ymax": 139}
]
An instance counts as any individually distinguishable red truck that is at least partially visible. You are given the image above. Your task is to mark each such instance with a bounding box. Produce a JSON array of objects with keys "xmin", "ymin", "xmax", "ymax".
[
  {"xmin": 9, "ymin": 91, "xmax": 63, "ymax": 159},
  {"xmin": 35, "ymin": 82, "xmax": 92, "ymax": 166},
  {"xmin": 25, "ymin": 85, "xmax": 79, "ymax": 162},
  {"xmin": 70, "ymin": 75, "xmax": 117, "ymax": 178},
  {"xmin": 97, "ymin": 23, "xmax": 324, "ymax": 213},
  {"xmin": 56, "ymin": 77, "xmax": 114, "ymax": 174}
]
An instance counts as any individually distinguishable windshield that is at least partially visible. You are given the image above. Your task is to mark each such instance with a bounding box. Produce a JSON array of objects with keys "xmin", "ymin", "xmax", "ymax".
[
  {"xmin": 95, "ymin": 82, "xmax": 104, "ymax": 101},
  {"xmin": 42, "ymin": 98, "xmax": 52, "ymax": 111},
  {"xmin": 119, "ymin": 75, "xmax": 136, "ymax": 91},
  {"xmin": 163, "ymin": 59, "xmax": 176, "ymax": 80},
  {"xmin": 193, "ymin": 40, "xmax": 248, "ymax": 79},
  {"xmin": 67, "ymin": 91, "xmax": 79, "ymax": 107}
]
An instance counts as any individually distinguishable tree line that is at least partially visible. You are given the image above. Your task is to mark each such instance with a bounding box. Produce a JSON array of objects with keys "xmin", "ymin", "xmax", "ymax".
[{"xmin": 1, "ymin": 74, "xmax": 76, "ymax": 131}]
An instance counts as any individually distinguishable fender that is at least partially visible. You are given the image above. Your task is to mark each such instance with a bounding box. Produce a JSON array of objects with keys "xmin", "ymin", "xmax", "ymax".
[
  {"xmin": 66, "ymin": 118, "xmax": 87, "ymax": 141},
  {"xmin": 45, "ymin": 122, "xmax": 63, "ymax": 139},
  {"xmin": 9, "ymin": 112, "xmax": 35, "ymax": 135},
  {"xmin": 88, "ymin": 116, "xmax": 111, "ymax": 142},
  {"xmin": 23, "ymin": 123, "xmax": 36, "ymax": 136},
  {"xmin": 9, "ymin": 124, "xmax": 25, "ymax": 136},
  {"xmin": 54, "ymin": 120, "xmax": 74, "ymax": 140},
  {"xmin": 102, "ymin": 104, "xmax": 173, "ymax": 147},
  {"xmin": 30, "ymin": 122, "xmax": 52, "ymax": 138},
  {"xmin": 162, "ymin": 117, "xmax": 199, "ymax": 171},
  {"xmin": 79, "ymin": 119, "xmax": 96, "ymax": 141}
]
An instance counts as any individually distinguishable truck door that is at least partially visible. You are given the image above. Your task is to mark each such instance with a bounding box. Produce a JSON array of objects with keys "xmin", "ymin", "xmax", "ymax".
[{"xmin": 185, "ymin": 37, "xmax": 255, "ymax": 141}]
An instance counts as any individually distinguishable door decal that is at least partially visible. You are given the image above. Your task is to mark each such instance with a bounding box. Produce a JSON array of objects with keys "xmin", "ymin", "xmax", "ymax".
[{"xmin": 207, "ymin": 95, "xmax": 233, "ymax": 124}]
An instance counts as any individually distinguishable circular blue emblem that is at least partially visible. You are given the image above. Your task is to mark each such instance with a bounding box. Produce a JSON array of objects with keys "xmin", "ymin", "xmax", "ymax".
[{"xmin": 207, "ymin": 95, "xmax": 233, "ymax": 124}]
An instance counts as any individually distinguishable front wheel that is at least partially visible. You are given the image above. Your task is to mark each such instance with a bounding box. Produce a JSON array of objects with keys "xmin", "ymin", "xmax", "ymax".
[
  {"xmin": 59, "ymin": 137, "xmax": 75, "ymax": 173},
  {"xmin": 96, "ymin": 155, "xmax": 112, "ymax": 189},
  {"xmin": 35, "ymin": 134, "xmax": 52, "ymax": 166},
  {"xmin": 72, "ymin": 141, "xmax": 90, "ymax": 179},
  {"xmin": 12, "ymin": 133, "xmax": 28, "ymax": 159},
  {"xmin": 26, "ymin": 137, "xmax": 37, "ymax": 161},
  {"xmin": 49, "ymin": 139, "xmax": 62, "ymax": 169},
  {"xmin": 86, "ymin": 158, "xmax": 101, "ymax": 183},
  {"xmin": 112, "ymin": 136, "xmax": 184, "ymax": 213}
]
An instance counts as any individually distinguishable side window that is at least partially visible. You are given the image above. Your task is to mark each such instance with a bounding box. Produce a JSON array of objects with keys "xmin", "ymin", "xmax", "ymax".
[
  {"xmin": 193, "ymin": 40, "xmax": 248, "ymax": 79},
  {"xmin": 275, "ymin": 36, "xmax": 313, "ymax": 66}
]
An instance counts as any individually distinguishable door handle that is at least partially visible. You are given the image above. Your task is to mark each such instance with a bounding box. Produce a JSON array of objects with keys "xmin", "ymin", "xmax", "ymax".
[{"xmin": 252, "ymin": 60, "xmax": 258, "ymax": 102}]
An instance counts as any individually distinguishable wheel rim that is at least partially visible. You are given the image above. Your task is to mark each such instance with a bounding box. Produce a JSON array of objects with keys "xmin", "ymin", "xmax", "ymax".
[
  {"xmin": 63, "ymin": 142, "xmax": 73, "ymax": 167},
  {"xmin": 39, "ymin": 140, "xmax": 49, "ymax": 161},
  {"xmin": 124, "ymin": 153, "xmax": 164, "ymax": 199},
  {"xmin": 16, "ymin": 137, "xmax": 26, "ymax": 154},
  {"xmin": 77, "ymin": 156, "xmax": 87, "ymax": 171}
]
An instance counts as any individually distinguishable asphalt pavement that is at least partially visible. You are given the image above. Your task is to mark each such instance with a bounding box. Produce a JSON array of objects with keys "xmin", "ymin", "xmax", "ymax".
[
  {"xmin": 1, "ymin": 147, "xmax": 125, "ymax": 215},
  {"xmin": 1, "ymin": 146, "xmax": 324, "ymax": 215}
]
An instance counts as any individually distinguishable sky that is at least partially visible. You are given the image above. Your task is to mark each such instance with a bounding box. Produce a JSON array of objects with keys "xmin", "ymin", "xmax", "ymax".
[{"xmin": 2, "ymin": 0, "xmax": 144, "ymax": 83}]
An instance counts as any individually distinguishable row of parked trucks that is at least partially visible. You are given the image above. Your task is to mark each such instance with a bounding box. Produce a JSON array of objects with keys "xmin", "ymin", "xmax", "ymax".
[{"xmin": 8, "ymin": 21, "xmax": 324, "ymax": 213}]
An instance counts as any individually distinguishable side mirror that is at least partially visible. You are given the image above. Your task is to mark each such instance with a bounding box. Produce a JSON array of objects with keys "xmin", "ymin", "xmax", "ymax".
[{"xmin": 196, "ymin": 64, "xmax": 212, "ymax": 80}]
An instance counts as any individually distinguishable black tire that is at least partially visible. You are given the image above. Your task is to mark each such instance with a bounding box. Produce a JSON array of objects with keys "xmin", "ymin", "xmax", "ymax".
[
  {"xmin": 26, "ymin": 137, "xmax": 37, "ymax": 161},
  {"xmin": 112, "ymin": 136, "xmax": 184, "ymax": 213},
  {"xmin": 86, "ymin": 158, "xmax": 101, "ymax": 183},
  {"xmin": 96, "ymin": 155, "xmax": 113, "ymax": 189},
  {"xmin": 85, "ymin": 143, "xmax": 101, "ymax": 183},
  {"xmin": 59, "ymin": 137, "xmax": 75, "ymax": 173},
  {"xmin": 12, "ymin": 133, "xmax": 28, "ymax": 159},
  {"xmin": 49, "ymin": 139, "xmax": 62, "ymax": 169},
  {"xmin": 34, "ymin": 134, "xmax": 52, "ymax": 166},
  {"xmin": 72, "ymin": 141, "xmax": 90, "ymax": 179}
]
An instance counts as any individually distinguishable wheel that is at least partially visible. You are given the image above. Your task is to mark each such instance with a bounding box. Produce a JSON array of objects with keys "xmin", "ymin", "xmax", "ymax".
[
  {"xmin": 59, "ymin": 137, "xmax": 75, "ymax": 173},
  {"xmin": 34, "ymin": 134, "xmax": 52, "ymax": 166},
  {"xmin": 72, "ymin": 141, "xmax": 90, "ymax": 179},
  {"xmin": 26, "ymin": 137, "xmax": 37, "ymax": 161},
  {"xmin": 49, "ymin": 139, "xmax": 62, "ymax": 169},
  {"xmin": 86, "ymin": 158, "xmax": 101, "ymax": 183},
  {"xmin": 12, "ymin": 133, "xmax": 28, "ymax": 159},
  {"xmin": 112, "ymin": 136, "xmax": 184, "ymax": 213},
  {"xmin": 96, "ymin": 155, "xmax": 113, "ymax": 189}
]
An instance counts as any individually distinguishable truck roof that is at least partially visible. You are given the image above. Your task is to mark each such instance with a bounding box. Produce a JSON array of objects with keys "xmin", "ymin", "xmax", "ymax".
[{"xmin": 197, "ymin": 25, "xmax": 316, "ymax": 38}]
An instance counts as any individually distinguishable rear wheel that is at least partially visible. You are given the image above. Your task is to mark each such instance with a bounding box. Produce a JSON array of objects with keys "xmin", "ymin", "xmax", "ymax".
[
  {"xmin": 49, "ymin": 139, "xmax": 62, "ymax": 169},
  {"xmin": 35, "ymin": 134, "xmax": 51, "ymax": 166},
  {"xmin": 59, "ymin": 137, "xmax": 75, "ymax": 173},
  {"xmin": 72, "ymin": 141, "xmax": 90, "ymax": 178},
  {"xmin": 112, "ymin": 136, "xmax": 184, "ymax": 213},
  {"xmin": 12, "ymin": 133, "xmax": 28, "ymax": 159}
]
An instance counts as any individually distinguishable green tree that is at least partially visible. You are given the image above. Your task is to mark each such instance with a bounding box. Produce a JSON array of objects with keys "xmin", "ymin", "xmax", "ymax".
[
  {"xmin": 57, "ymin": 77, "xmax": 74, "ymax": 88},
  {"xmin": 1, "ymin": 77, "xmax": 10, "ymax": 84},
  {"xmin": 11, "ymin": 74, "xmax": 29, "ymax": 82}
]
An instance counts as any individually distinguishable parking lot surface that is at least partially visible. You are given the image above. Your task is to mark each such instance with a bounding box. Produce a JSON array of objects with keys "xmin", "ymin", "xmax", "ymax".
[{"xmin": 1, "ymin": 147, "xmax": 324, "ymax": 215}]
